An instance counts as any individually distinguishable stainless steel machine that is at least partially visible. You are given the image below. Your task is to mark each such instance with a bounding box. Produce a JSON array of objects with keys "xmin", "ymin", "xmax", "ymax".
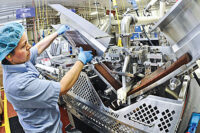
[{"xmin": 36, "ymin": 1, "xmax": 200, "ymax": 132}]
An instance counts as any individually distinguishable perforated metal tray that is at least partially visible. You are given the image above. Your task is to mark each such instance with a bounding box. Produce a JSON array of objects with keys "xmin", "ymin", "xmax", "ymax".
[{"xmin": 63, "ymin": 72, "xmax": 188, "ymax": 133}]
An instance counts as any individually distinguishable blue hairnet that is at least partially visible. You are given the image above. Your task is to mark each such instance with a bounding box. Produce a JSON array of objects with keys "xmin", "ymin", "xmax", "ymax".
[{"xmin": 0, "ymin": 22, "xmax": 24, "ymax": 61}]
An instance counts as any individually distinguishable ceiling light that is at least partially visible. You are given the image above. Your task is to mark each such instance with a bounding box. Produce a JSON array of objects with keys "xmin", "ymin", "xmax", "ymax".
[{"xmin": 90, "ymin": 11, "xmax": 98, "ymax": 15}]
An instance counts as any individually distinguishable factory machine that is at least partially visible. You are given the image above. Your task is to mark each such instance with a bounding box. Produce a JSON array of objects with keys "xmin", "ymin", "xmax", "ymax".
[{"xmin": 36, "ymin": 0, "xmax": 200, "ymax": 132}]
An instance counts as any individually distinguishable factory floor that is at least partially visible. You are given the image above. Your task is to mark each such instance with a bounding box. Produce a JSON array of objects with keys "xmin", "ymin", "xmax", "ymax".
[{"xmin": 0, "ymin": 89, "xmax": 70, "ymax": 133}]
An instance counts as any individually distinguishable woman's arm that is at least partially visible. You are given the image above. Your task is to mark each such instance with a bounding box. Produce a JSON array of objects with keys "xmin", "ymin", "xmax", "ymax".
[
  {"xmin": 35, "ymin": 25, "xmax": 68, "ymax": 55},
  {"xmin": 59, "ymin": 61, "xmax": 84, "ymax": 95},
  {"xmin": 35, "ymin": 32, "xmax": 58, "ymax": 55},
  {"xmin": 59, "ymin": 47, "xmax": 93, "ymax": 95}
]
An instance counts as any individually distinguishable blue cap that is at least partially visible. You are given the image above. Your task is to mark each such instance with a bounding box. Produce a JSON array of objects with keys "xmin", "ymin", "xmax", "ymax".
[{"xmin": 0, "ymin": 22, "xmax": 24, "ymax": 61}]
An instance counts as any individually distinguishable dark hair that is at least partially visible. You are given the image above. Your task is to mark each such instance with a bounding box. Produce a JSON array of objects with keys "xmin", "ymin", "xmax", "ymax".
[{"xmin": 2, "ymin": 49, "xmax": 15, "ymax": 65}]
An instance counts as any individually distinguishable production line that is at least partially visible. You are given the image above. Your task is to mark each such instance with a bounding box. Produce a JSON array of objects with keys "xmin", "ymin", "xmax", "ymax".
[{"xmin": 32, "ymin": 0, "xmax": 200, "ymax": 132}]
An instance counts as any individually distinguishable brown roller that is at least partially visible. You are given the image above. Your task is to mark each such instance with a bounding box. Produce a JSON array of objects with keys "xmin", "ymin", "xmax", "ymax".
[
  {"xmin": 128, "ymin": 53, "xmax": 192, "ymax": 96},
  {"xmin": 94, "ymin": 63, "xmax": 122, "ymax": 90}
]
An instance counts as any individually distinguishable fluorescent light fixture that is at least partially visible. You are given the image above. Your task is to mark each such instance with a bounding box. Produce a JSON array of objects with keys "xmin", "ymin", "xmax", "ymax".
[{"xmin": 90, "ymin": 11, "xmax": 98, "ymax": 15}]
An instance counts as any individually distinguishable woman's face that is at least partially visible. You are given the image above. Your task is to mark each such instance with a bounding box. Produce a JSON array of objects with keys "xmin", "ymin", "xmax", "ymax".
[{"xmin": 9, "ymin": 32, "xmax": 31, "ymax": 64}]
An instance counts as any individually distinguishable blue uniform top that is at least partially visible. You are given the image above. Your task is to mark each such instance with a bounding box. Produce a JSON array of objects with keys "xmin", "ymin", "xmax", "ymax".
[{"xmin": 2, "ymin": 46, "xmax": 62, "ymax": 133}]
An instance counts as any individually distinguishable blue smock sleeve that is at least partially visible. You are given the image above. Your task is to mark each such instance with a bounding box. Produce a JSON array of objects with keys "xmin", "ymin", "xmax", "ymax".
[{"xmin": 29, "ymin": 46, "xmax": 38, "ymax": 65}]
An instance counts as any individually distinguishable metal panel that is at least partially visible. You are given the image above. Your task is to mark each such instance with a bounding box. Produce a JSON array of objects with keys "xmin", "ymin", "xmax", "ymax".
[
  {"xmin": 177, "ymin": 78, "xmax": 200, "ymax": 133},
  {"xmin": 152, "ymin": 0, "xmax": 200, "ymax": 65},
  {"xmin": 152, "ymin": 0, "xmax": 200, "ymax": 43},
  {"xmin": 49, "ymin": 4, "xmax": 110, "ymax": 56},
  {"xmin": 68, "ymin": 73, "xmax": 102, "ymax": 108}
]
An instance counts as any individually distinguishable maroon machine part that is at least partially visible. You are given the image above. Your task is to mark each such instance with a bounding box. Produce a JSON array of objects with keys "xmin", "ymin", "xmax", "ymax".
[
  {"xmin": 94, "ymin": 63, "xmax": 122, "ymax": 90},
  {"xmin": 64, "ymin": 31, "xmax": 96, "ymax": 55},
  {"xmin": 127, "ymin": 53, "xmax": 192, "ymax": 96}
]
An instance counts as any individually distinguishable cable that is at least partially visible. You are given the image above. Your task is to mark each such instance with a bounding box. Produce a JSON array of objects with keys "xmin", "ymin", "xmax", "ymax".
[
  {"xmin": 113, "ymin": 0, "xmax": 122, "ymax": 47},
  {"xmin": 120, "ymin": 0, "xmax": 125, "ymax": 12},
  {"xmin": 32, "ymin": 0, "xmax": 37, "ymax": 43},
  {"xmin": 35, "ymin": 0, "xmax": 40, "ymax": 41},
  {"xmin": 89, "ymin": 0, "xmax": 91, "ymax": 14},
  {"xmin": 45, "ymin": 0, "xmax": 50, "ymax": 35},
  {"xmin": 38, "ymin": 0, "xmax": 42, "ymax": 28},
  {"xmin": 42, "ymin": 0, "xmax": 45, "ymax": 38},
  {"xmin": 108, "ymin": 0, "xmax": 112, "ymax": 33}
]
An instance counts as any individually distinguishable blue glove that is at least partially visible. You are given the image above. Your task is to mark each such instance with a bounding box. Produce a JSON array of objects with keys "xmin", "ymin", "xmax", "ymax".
[
  {"xmin": 57, "ymin": 25, "xmax": 69, "ymax": 35},
  {"xmin": 78, "ymin": 47, "xmax": 93, "ymax": 65}
]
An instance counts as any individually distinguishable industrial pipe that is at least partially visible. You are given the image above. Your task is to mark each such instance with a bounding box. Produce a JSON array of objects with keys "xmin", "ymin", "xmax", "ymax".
[
  {"xmin": 160, "ymin": 0, "xmax": 166, "ymax": 18},
  {"xmin": 117, "ymin": 55, "xmax": 132, "ymax": 105},
  {"xmin": 122, "ymin": 55, "xmax": 130, "ymax": 89},
  {"xmin": 136, "ymin": 16, "xmax": 160, "ymax": 25},
  {"xmin": 121, "ymin": 15, "xmax": 136, "ymax": 48}
]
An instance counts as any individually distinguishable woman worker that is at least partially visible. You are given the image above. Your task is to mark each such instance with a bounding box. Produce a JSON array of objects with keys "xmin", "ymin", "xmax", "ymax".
[{"xmin": 0, "ymin": 22, "xmax": 93, "ymax": 133}]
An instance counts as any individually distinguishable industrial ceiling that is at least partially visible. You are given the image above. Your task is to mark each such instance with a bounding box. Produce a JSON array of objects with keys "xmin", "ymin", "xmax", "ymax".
[
  {"xmin": 0, "ymin": 0, "xmax": 135, "ymax": 9},
  {"xmin": 0, "ymin": 0, "xmax": 137, "ymax": 24},
  {"xmin": 0, "ymin": 0, "xmax": 176, "ymax": 24}
]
